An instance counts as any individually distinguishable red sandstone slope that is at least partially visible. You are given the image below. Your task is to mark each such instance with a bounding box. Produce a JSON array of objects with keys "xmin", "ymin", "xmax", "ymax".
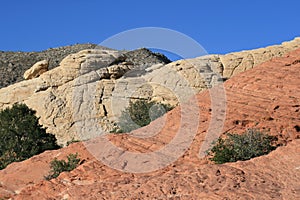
[{"xmin": 1, "ymin": 49, "xmax": 300, "ymax": 199}]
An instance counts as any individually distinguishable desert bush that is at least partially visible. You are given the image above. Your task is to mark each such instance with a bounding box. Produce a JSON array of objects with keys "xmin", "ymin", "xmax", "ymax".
[
  {"xmin": 208, "ymin": 129, "xmax": 277, "ymax": 164},
  {"xmin": 117, "ymin": 99, "xmax": 173, "ymax": 133},
  {"xmin": 45, "ymin": 153, "xmax": 80, "ymax": 180},
  {"xmin": 0, "ymin": 103, "xmax": 59, "ymax": 169}
]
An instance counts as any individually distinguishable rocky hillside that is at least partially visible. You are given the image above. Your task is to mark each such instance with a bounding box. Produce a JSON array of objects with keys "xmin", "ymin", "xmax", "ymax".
[
  {"xmin": 0, "ymin": 44, "xmax": 171, "ymax": 89},
  {"xmin": 0, "ymin": 45, "xmax": 299, "ymax": 199},
  {"xmin": 0, "ymin": 38, "xmax": 299, "ymax": 145},
  {"xmin": 0, "ymin": 44, "xmax": 100, "ymax": 88}
]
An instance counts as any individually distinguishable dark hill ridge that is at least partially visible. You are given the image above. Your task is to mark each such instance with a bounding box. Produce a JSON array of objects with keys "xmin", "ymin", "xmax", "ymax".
[{"xmin": 0, "ymin": 45, "xmax": 171, "ymax": 89}]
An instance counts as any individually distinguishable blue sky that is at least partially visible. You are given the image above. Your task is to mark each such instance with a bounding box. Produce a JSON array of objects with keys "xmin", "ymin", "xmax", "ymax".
[{"xmin": 1, "ymin": 0, "xmax": 299, "ymax": 56}]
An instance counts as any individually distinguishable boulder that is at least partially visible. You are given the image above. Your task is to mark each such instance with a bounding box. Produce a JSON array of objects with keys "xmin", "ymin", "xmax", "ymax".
[{"xmin": 24, "ymin": 60, "xmax": 49, "ymax": 80}]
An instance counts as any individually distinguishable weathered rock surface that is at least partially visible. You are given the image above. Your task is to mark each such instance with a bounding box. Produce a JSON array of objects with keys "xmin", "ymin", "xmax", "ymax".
[
  {"xmin": 220, "ymin": 37, "xmax": 300, "ymax": 78},
  {"xmin": 0, "ymin": 48, "xmax": 171, "ymax": 144},
  {"xmin": 0, "ymin": 38, "xmax": 299, "ymax": 145},
  {"xmin": 23, "ymin": 59, "xmax": 49, "ymax": 79},
  {"xmin": 1, "ymin": 47, "xmax": 300, "ymax": 199}
]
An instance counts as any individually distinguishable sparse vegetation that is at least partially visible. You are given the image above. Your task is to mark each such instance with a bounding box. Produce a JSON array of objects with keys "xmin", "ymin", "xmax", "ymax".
[
  {"xmin": 116, "ymin": 99, "xmax": 173, "ymax": 133},
  {"xmin": 45, "ymin": 153, "xmax": 81, "ymax": 180},
  {"xmin": 208, "ymin": 129, "xmax": 277, "ymax": 164},
  {"xmin": 0, "ymin": 103, "xmax": 59, "ymax": 169}
]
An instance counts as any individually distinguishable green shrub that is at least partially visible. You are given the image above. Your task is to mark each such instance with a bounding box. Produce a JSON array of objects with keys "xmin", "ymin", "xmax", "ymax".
[
  {"xmin": 0, "ymin": 103, "xmax": 59, "ymax": 169},
  {"xmin": 45, "ymin": 153, "xmax": 80, "ymax": 180},
  {"xmin": 117, "ymin": 99, "xmax": 173, "ymax": 133},
  {"xmin": 208, "ymin": 129, "xmax": 277, "ymax": 164}
]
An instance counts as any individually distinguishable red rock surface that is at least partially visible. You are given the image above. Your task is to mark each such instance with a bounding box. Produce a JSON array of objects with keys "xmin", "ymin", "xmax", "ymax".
[{"xmin": 1, "ymin": 48, "xmax": 300, "ymax": 199}]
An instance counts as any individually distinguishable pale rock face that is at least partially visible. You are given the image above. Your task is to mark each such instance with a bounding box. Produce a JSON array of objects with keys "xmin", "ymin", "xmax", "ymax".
[
  {"xmin": 220, "ymin": 37, "xmax": 300, "ymax": 78},
  {"xmin": 0, "ymin": 38, "xmax": 299, "ymax": 145},
  {"xmin": 23, "ymin": 60, "xmax": 49, "ymax": 80}
]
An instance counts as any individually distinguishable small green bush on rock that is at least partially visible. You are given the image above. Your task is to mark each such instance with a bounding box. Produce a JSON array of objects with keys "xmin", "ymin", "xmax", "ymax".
[
  {"xmin": 117, "ymin": 99, "xmax": 173, "ymax": 133},
  {"xmin": 45, "ymin": 153, "xmax": 80, "ymax": 180},
  {"xmin": 0, "ymin": 103, "xmax": 59, "ymax": 169},
  {"xmin": 208, "ymin": 129, "xmax": 277, "ymax": 164}
]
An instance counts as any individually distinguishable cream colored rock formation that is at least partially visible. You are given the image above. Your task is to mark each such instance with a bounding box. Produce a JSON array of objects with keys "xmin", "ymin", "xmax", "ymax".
[
  {"xmin": 0, "ymin": 38, "xmax": 299, "ymax": 145},
  {"xmin": 23, "ymin": 59, "xmax": 49, "ymax": 80},
  {"xmin": 220, "ymin": 37, "xmax": 300, "ymax": 78}
]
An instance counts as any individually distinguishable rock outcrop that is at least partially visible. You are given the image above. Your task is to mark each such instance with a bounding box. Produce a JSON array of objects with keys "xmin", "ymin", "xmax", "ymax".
[
  {"xmin": 0, "ymin": 38, "xmax": 299, "ymax": 145},
  {"xmin": 24, "ymin": 59, "xmax": 49, "ymax": 80},
  {"xmin": 0, "ymin": 48, "xmax": 171, "ymax": 145},
  {"xmin": 1, "ymin": 46, "xmax": 300, "ymax": 199}
]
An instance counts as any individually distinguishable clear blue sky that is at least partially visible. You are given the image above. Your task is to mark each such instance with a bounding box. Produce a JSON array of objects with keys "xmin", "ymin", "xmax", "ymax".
[{"xmin": 1, "ymin": 0, "xmax": 299, "ymax": 55}]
